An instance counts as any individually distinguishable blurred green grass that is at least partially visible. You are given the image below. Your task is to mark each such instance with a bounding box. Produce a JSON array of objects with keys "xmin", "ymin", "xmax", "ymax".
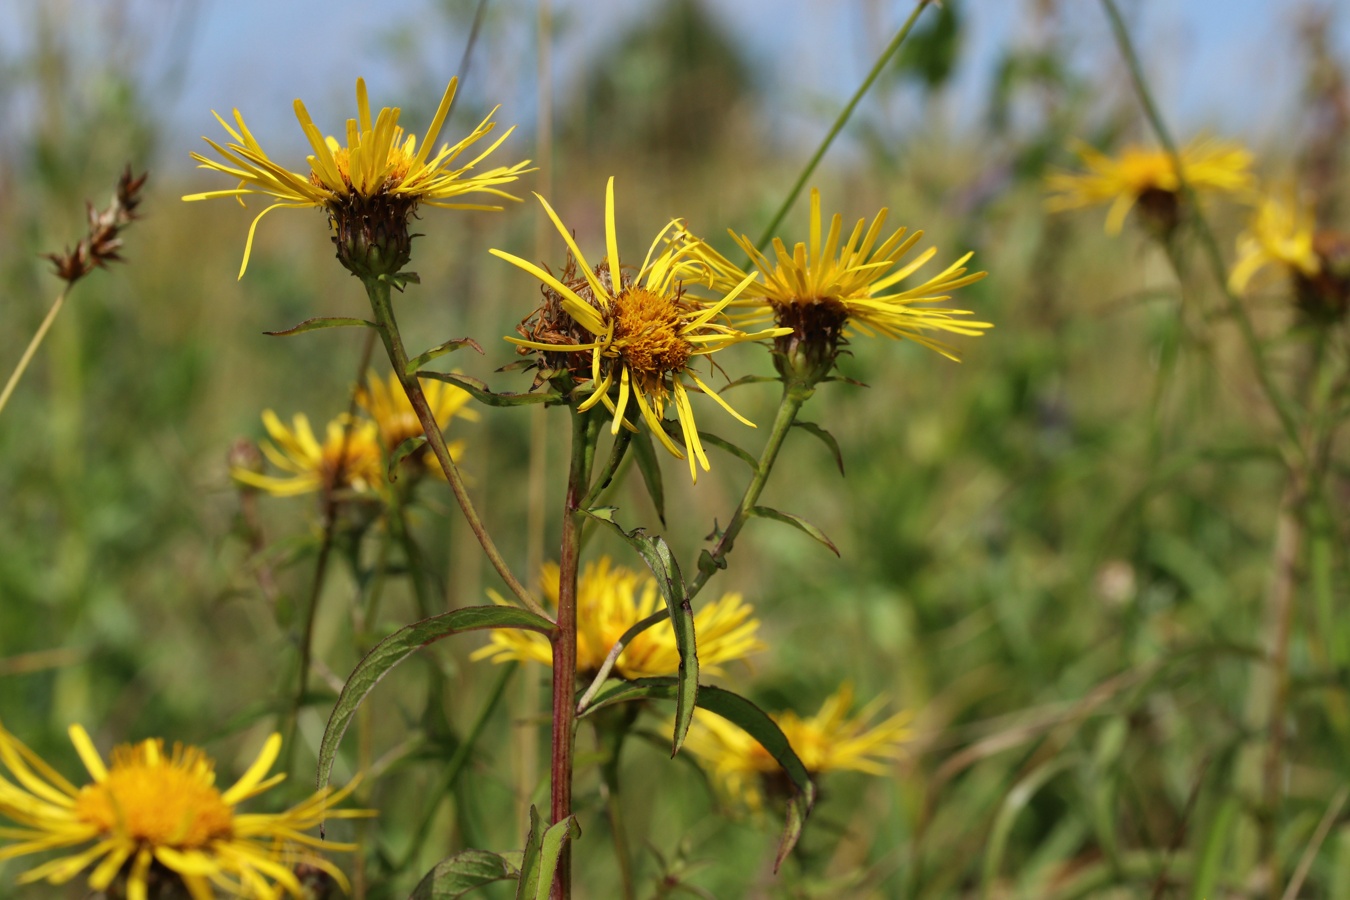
[{"xmin": 3, "ymin": 2, "xmax": 1350, "ymax": 898}]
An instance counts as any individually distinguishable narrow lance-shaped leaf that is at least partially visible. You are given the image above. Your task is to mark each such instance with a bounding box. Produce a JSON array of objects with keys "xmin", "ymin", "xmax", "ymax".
[
  {"xmin": 661, "ymin": 420, "xmax": 757, "ymax": 471},
  {"xmin": 580, "ymin": 508, "xmax": 698, "ymax": 754},
  {"xmin": 317, "ymin": 606, "xmax": 554, "ymax": 796},
  {"xmin": 629, "ymin": 427, "xmax": 666, "ymax": 527},
  {"xmin": 514, "ymin": 807, "xmax": 546, "ymax": 900},
  {"xmin": 264, "ymin": 316, "xmax": 374, "ymax": 337},
  {"xmin": 410, "ymin": 849, "xmax": 520, "ymax": 900},
  {"xmin": 792, "ymin": 421, "xmax": 845, "ymax": 475},
  {"xmin": 531, "ymin": 817, "xmax": 581, "ymax": 900},
  {"xmin": 750, "ymin": 506, "xmax": 839, "ymax": 556},
  {"xmin": 419, "ymin": 370, "xmax": 562, "ymax": 407},
  {"xmin": 387, "ymin": 435, "xmax": 427, "ymax": 482},
  {"xmin": 578, "ymin": 679, "xmax": 816, "ymax": 870},
  {"xmin": 405, "ymin": 337, "xmax": 484, "ymax": 376}
]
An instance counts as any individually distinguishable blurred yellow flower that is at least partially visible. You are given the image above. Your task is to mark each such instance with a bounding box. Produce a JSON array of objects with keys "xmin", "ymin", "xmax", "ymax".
[
  {"xmin": 1229, "ymin": 188, "xmax": 1322, "ymax": 295},
  {"xmin": 184, "ymin": 77, "xmax": 531, "ymax": 277},
  {"xmin": 0, "ymin": 723, "xmax": 369, "ymax": 899},
  {"xmin": 682, "ymin": 684, "xmax": 911, "ymax": 809},
  {"xmin": 680, "ymin": 188, "xmax": 989, "ymax": 369},
  {"xmin": 492, "ymin": 177, "xmax": 788, "ymax": 483},
  {"xmin": 471, "ymin": 556, "xmax": 764, "ymax": 678},
  {"xmin": 1045, "ymin": 137, "xmax": 1254, "ymax": 235},
  {"xmin": 356, "ymin": 370, "xmax": 477, "ymax": 478},
  {"xmin": 232, "ymin": 411, "xmax": 383, "ymax": 498}
]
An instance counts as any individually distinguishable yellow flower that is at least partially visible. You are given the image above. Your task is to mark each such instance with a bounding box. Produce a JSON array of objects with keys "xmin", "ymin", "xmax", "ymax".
[
  {"xmin": 232, "ymin": 411, "xmax": 383, "ymax": 498},
  {"xmin": 471, "ymin": 556, "xmax": 764, "ymax": 679},
  {"xmin": 0, "ymin": 723, "xmax": 369, "ymax": 899},
  {"xmin": 1229, "ymin": 188, "xmax": 1322, "ymax": 295},
  {"xmin": 1045, "ymin": 137, "xmax": 1254, "ymax": 235},
  {"xmin": 356, "ymin": 370, "xmax": 478, "ymax": 478},
  {"xmin": 491, "ymin": 177, "xmax": 788, "ymax": 483},
  {"xmin": 183, "ymin": 77, "xmax": 531, "ymax": 278},
  {"xmin": 681, "ymin": 684, "xmax": 911, "ymax": 809},
  {"xmin": 680, "ymin": 188, "xmax": 989, "ymax": 373}
]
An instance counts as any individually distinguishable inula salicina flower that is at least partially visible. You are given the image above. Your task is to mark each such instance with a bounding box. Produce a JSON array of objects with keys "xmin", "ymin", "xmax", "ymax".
[
  {"xmin": 492, "ymin": 177, "xmax": 790, "ymax": 482},
  {"xmin": 184, "ymin": 77, "xmax": 531, "ymax": 279},
  {"xmin": 1044, "ymin": 137, "xmax": 1253, "ymax": 237},
  {"xmin": 356, "ymin": 371, "xmax": 477, "ymax": 480},
  {"xmin": 1230, "ymin": 187, "xmax": 1350, "ymax": 322},
  {"xmin": 680, "ymin": 188, "xmax": 988, "ymax": 383},
  {"xmin": 231, "ymin": 411, "xmax": 384, "ymax": 499},
  {"xmin": 681, "ymin": 684, "xmax": 911, "ymax": 810},
  {"xmin": 472, "ymin": 556, "xmax": 765, "ymax": 679},
  {"xmin": 0, "ymin": 723, "xmax": 368, "ymax": 899}
]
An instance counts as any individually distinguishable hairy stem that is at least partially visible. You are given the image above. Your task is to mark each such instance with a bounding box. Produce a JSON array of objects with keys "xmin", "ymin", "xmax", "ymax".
[{"xmin": 362, "ymin": 276, "xmax": 545, "ymax": 619}]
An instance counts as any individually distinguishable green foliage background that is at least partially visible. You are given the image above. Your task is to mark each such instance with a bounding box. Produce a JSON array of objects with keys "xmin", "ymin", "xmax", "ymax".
[{"xmin": 2, "ymin": 1, "xmax": 1348, "ymax": 897}]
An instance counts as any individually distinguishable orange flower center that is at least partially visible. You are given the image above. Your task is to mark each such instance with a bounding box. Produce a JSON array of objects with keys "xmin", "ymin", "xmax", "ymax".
[
  {"xmin": 73, "ymin": 741, "xmax": 234, "ymax": 848},
  {"xmin": 610, "ymin": 287, "xmax": 692, "ymax": 391}
]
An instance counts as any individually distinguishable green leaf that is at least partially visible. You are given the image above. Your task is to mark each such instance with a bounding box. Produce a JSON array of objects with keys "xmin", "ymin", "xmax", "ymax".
[
  {"xmin": 720, "ymin": 374, "xmax": 779, "ymax": 392},
  {"xmin": 697, "ymin": 549, "xmax": 726, "ymax": 579},
  {"xmin": 750, "ymin": 506, "xmax": 839, "ymax": 556},
  {"xmin": 405, "ymin": 337, "xmax": 485, "ymax": 376},
  {"xmin": 531, "ymin": 817, "xmax": 581, "ymax": 900},
  {"xmin": 579, "ymin": 509, "xmax": 698, "ymax": 754},
  {"xmin": 418, "ymin": 371, "xmax": 562, "ymax": 407},
  {"xmin": 630, "ymin": 428, "xmax": 666, "ymax": 527},
  {"xmin": 579, "ymin": 679, "xmax": 815, "ymax": 870},
  {"xmin": 410, "ymin": 849, "xmax": 520, "ymax": 899},
  {"xmin": 659, "ymin": 420, "xmax": 757, "ymax": 471},
  {"xmin": 792, "ymin": 422, "xmax": 844, "ymax": 475},
  {"xmin": 981, "ymin": 757, "xmax": 1073, "ymax": 897},
  {"xmin": 514, "ymin": 807, "xmax": 546, "ymax": 900},
  {"xmin": 387, "ymin": 435, "xmax": 427, "ymax": 482},
  {"xmin": 263, "ymin": 316, "xmax": 374, "ymax": 337},
  {"xmin": 1190, "ymin": 796, "xmax": 1238, "ymax": 900},
  {"xmin": 317, "ymin": 606, "xmax": 554, "ymax": 794}
]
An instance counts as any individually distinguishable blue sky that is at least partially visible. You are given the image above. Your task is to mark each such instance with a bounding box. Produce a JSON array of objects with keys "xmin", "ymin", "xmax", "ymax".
[{"xmin": 3, "ymin": 0, "xmax": 1347, "ymax": 166}]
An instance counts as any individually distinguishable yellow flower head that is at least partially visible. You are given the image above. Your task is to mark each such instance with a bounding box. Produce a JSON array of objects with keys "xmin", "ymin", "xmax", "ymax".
[
  {"xmin": 679, "ymin": 189, "xmax": 989, "ymax": 379},
  {"xmin": 356, "ymin": 370, "xmax": 478, "ymax": 478},
  {"xmin": 232, "ymin": 410, "xmax": 383, "ymax": 498},
  {"xmin": 0, "ymin": 723, "xmax": 370, "ymax": 899},
  {"xmin": 491, "ymin": 177, "xmax": 789, "ymax": 482},
  {"xmin": 1045, "ymin": 137, "xmax": 1254, "ymax": 235},
  {"xmin": 1229, "ymin": 187, "xmax": 1322, "ymax": 295},
  {"xmin": 184, "ymin": 77, "xmax": 532, "ymax": 278},
  {"xmin": 471, "ymin": 556, "xmax": 765, "ymax": 679},
  {"xmin": 681, "ymin": 684, "xmax": 911, "ymax": 809}
]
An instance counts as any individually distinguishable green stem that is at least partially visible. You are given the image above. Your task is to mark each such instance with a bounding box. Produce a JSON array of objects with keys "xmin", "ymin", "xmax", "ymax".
[
  {"xmin": 391, "ymin": 497, "xmax": 437, "ymax": 619},
  {"xmin": 551, "ymin": 406, "xmax": 598, "ymax": 900},
  {"xmin": 396, "ymin": 661, "xmax": 518, "ymax": 873},
  {"xmin": 576, "ymin": 384, "xmax": 809, "ymax": 712},
  {"xmin": 0, "ymin": 286, "xmax": 69, "ymax": 419},
  {"xmin": 362, "ymin": 276, "xmax": 546, "ymax": 620},
  {"xmin": 581, "ymin": 427, "xmax": 632, "ymax": 510},
  {"xmin": 596, "ymin": 706, "xmax": 640, "ymax": 900},
  {"xmin": 753, "ymin": 0, "xmax": 933, "ymax": 253},
  {"xmin": 1099, "ymin": 0, "xmax": 1303, "ymax": 459}
]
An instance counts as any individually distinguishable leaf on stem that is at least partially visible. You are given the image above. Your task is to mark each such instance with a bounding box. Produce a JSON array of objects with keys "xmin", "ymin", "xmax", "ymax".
[
  {"xmin": 579, "ymin": 508, "xmax": 699, "ymax": 754},
  {"xmin": 419, "ymin": 371, "xmax": 562, "ymax": 407},
  {"xmin": 750, "ymin": 506, "xmax": 840, "ymax": 556},
  {"xmin": 792, "ymin": 421, "xmax": 845, "ymax": 475},
  {"xmin": 531, "ymin": 817, "xmax": 581, "ymax": 900},
  {"xmin": 263, "ymin": 316, "xmax": 375, "ymax": 337},
  {"xmin": 630, "ymin": 428, "xmax": 667, "ymax": 527},
  {"xmin": 405, "ymin": 337, "xmax": 485, "ymax": 376},
  {"xmin": 410, "ymin": 849, "xmax": 520, "ymax": 899},
  {"xmin": 513, "ymin": 806, "xmax": 546, "ymax": 900},
  {"xmin": 317, "ymin": 606, "xmax": 555, "ymax": 795},
  {"xmin": 387, "ymin": 435, "xmax": 427, "ymax": 482},
  {"xmin": 578, "ymin": 679, "xmax": 816, "ymax": 870},
  {"xmin": 661, "ymin": 420, "xmax": 758, "ymax": 471}
]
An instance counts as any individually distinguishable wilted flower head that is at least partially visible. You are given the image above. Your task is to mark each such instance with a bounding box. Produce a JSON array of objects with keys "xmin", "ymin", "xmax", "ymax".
[
  {"xmin": 472, "ymin": 556, "xmax": 765, "ymax": 679},
  {"xmin": 1045, "ymin": 137, "xmax": 1254, "ymax": 237},
  {"xmin": 680, "ymin": 189, "xmax": 988, "ymax": 384},
  {"xmin": 231, "ymin": 410, "xmax": 383, "ymax": 498},
  {"xmin": 184, "ymin": 77, "xmax": 531, "ymax": 279},
  {"xmin": 45, "ymin": 166, "xmax": 147, "ymax": 285},
  {"xmin": 1230, "ymin": 187, "xmax": 1350, "ymax": 322},
  {"xmin": 0, "ymin": 722, "xmax": 369, "ymax": 899},
  {"xmin": 492, "ymin": 177, "xmax": 788, "ymax": 482},
  {"xmin": 682, "ymin": 684, "xmax": 911, "ymax": 809}
]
